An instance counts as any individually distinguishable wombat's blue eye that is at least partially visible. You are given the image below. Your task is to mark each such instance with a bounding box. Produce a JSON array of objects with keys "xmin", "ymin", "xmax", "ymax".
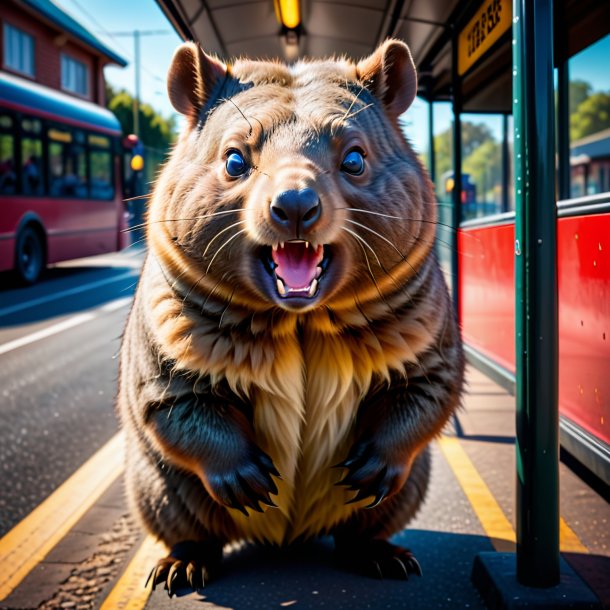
[
  {"xmin": 225, "ymin": 151, "xmax": 247, "ymax": 177},
  {"xmin": 341, "ymin": 150, "xmax": 365, "ymax": 176}
]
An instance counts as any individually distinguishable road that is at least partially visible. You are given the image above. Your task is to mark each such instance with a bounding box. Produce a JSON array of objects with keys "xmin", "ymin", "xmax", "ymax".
[
  {"xmin": 0, "ymin": 249, "xmax": 141, "ymax": 537},
  {"xmin": 0, "ymin": 247, "xmax": 608, "ymax": 610}
]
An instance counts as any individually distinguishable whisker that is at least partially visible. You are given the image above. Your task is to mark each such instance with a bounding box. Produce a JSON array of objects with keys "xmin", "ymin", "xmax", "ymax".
[
  {"xmin": 205, "ymin": 229, "xmax": 248, "ymax": 274},
  {"xmin": 202, "ymin": 220, "xmax": 248, "ymax": 261},
  {"xmin": 122, "ymin": 209, "xmax": 245, "ymax": 234},
  {"xmin": 342, "ymin": 84, "xmax": 366, "ymax": 120},
  {"xmin": 341, "ymin": 227, "xmax": 396, "ymax": 315},
  {"xmin": 221, "ymin": 97, "xmax": 253, "ymax": 138},
  {"xmin": 344, "ymin": 103, "xmax": 374, "ymax": 121},
  {"xmin": 340, "ymin": 207, "xmax": 480, "ymax": 244}
]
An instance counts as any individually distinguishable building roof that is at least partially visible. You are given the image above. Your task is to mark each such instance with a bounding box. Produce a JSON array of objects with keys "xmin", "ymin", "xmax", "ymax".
[{"xmin": 20, "ymin": 0, "xmax": 128, "ymax": 67}]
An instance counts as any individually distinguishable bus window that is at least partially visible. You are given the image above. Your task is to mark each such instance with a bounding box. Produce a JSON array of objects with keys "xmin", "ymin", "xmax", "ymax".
[
  {"xmin": 88, "ymin": 133, "xmax": 114, "ymax": 200},
  {"xmin": 0, "ymin": 113, "xmax": 16, "ymax": 195},
  {"xmin": 49, "ymin": 126, "xmax": 87, "ymax": 198},
  {"xmin": 569, "ymin": 34, "xmax": 610, "ymax": 197},
  {"xmin": 21, "ymin": 117, "xmax": 44, "ymax": 196}
]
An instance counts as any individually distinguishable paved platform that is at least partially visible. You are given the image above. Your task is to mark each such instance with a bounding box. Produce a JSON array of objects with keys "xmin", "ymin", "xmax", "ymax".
[{"xmin": 1, "ymin": 366, "xmax": 608, "ymax": 610}]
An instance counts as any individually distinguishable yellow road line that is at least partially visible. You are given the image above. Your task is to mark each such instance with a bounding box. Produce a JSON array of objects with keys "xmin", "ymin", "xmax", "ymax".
[
  {"xmin": 438, "ymin": 436, "xmax": 589, "ymax": 554},
  {"xmin": 437, "ymin": 436, "xmax": 516, "ymax": 548},
  {"xmin": 0, "ymin": 433, "xmax": 124, "ymax": 600},
  {"xmin": 100, "ymin": 535, "xmax": 167, "ymax": 610}
]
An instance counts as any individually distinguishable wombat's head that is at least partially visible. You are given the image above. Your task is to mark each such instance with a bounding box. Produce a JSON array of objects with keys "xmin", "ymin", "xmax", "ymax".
[{"xmin": 149, "ymin": 40, "xmax": 435, "ymax": 315}]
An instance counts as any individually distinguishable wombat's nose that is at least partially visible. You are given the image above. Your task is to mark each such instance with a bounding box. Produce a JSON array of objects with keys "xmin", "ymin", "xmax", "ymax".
[{"xmin": 270, "ymin": 188, "xmax": 322, "ymax": 236}]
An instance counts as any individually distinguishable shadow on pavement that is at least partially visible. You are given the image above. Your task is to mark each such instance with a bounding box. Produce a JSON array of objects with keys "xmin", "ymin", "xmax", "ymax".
[
  {"xmin": 153, "ymin": 530, "xmax": 492, "ymax": 610},
  {"xmin": 0, "ymin": 264, "xmax": 140, "ymax": 328}
]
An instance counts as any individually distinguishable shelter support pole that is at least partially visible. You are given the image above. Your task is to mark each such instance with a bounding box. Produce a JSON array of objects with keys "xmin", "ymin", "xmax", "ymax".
[
  {"xmin": 450, "ymin": 27, "xmax": 462, "ymax": 315},
  {"xmin": 513, "ymin": 0, "xmax": 559, "ymax": 587},
  {"xmin": 471, "ymin": 0, "xmax": 601, "ymax": 605}
]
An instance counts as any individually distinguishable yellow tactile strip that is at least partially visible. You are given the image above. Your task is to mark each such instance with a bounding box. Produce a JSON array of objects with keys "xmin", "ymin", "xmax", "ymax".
[
  {"xmin": 438, "ymin": 436, "xmax": 589, "ymax": 554},
  {"xmin": 0, "ymin": 433, "xmax": 124, "ymax": 600}
]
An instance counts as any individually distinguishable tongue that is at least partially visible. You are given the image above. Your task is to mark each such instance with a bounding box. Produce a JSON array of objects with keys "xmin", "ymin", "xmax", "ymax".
[{"xmin": 272, "ymin": 242, "xmax": 323, "ymax": 289}]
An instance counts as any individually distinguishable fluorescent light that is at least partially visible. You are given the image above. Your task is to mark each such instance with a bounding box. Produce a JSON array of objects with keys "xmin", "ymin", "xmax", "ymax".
[{"xmin": 275, "ymin": 0, "xmax": 300, "ymax": 29}]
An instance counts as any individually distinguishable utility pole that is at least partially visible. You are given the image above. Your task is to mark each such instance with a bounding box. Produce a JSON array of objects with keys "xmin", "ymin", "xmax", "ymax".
[
  {"xmin": 134, "ymin": 29, "xmax": 140, "ymax": 137},
  {"xmin": 106, "ymin": 29, "xmax": 170, "ymax": 138}
]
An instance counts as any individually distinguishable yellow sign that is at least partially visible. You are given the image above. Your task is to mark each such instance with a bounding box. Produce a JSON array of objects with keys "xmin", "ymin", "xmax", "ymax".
[{"xmin": 458, "ymin": 0, "xmax": 512, "ymax": 76}]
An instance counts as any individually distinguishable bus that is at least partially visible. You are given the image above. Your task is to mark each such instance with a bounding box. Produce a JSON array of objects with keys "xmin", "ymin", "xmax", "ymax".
[{"xmin": 0, "ymin": 71, "xmax": 129, "ymax": 284}]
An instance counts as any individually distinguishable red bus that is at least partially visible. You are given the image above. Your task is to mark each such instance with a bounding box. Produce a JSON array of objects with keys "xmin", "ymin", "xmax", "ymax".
[{"xmin": 0, "ymin": 72, "xmax": 129, "ymax": 284}]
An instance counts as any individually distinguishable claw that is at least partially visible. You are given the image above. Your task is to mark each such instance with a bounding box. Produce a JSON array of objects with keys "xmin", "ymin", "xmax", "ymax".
[
  {"xmin": 346, "ymin": 488, "xmax": 374, "ymax": 505},
  {"xmin": 145, "ymin": 566, "xmax": 155, "ymax": 589},
  {"xmin": 393, "ymin": 557, "xmax": 409, "ymax": 580},
  {"xmin": 406, "ymin": 555, "xmax": 423, "ymax": 577},
  {"xmin": 372, "ymin": 560, "xmax": 383, "ymax": 579},
  {"xmin": 365, "ymin": 491, "xmax": 387, "ymax": 509},
  {"xmin": 167, "ymin": 562, "xmax": 181, "ymax": 597}
]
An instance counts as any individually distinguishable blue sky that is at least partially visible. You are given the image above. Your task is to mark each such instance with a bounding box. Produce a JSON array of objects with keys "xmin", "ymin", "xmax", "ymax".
[{"xmin": 53, "ymin": 0, "xmax": 182, "ymax": 120}]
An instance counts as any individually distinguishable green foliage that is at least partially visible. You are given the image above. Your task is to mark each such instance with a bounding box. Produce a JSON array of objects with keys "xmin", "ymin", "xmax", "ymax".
[
  {"xmin": 433, "ymin": 120, "xmax": 497, "ymax": 198},
  {"xmin": 570, "ymin": 91, "xmax": 610, "ymax": 141},
  {"xmin": 569, "ymin": 80, "xmax": 592, "ymax": 114},
  {"xmin": 105, "ymin": 83, "xmax": 177, "ymax": 150}
]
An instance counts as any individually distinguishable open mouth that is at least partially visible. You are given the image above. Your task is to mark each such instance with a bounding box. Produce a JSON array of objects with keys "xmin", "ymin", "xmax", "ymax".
[{"xmin": 264, "ymin": 240, "xmax": 330, "ymax": 299}]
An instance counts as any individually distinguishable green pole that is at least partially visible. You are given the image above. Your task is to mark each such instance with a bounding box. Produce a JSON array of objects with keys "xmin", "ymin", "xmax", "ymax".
[{"xmin": 513, "ymin": 0, "xmax": 560, "ymax": 587}]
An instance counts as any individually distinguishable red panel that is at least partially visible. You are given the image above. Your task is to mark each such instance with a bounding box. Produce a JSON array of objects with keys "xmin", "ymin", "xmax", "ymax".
[
  {"xmin": 458, "ymin": 223, "xmax": 516, "ymax": 372},
  {"xmin": 557, "ymin": 214, "xmax": 610, "ymax": 445},
  {"xmin": 458, "ymin": 213, "xmax": 610, "ymax": 446},
  {"xmin": 0, "ymin": 195, "xmax": 121, "ymax": 270}
]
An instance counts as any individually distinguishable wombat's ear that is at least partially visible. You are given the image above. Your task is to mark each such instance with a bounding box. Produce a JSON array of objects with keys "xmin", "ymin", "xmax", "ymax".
[
  {"xmin": 167, "ymin": 42, "xmax": 227, "ymax": 124},
  {"xmin": 357, "ymin": 39, "xmax": 417, "ymax": 119}
]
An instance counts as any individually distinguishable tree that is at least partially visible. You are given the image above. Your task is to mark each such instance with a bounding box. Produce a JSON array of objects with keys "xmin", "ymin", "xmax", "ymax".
[
  {"xmin": 432, "ymin": 120, "xmax": 496, "ymax": 196},
  {"xmin": 105, "ymin": 83, "xmax": 177, "ymax": 151},
  {"xmin": 569, "ymin": 80, "xmax": 592, "ymax": 114},
  {"xmin": 570, "ymin": 91, "xmax": 610, "ymax": 141}
]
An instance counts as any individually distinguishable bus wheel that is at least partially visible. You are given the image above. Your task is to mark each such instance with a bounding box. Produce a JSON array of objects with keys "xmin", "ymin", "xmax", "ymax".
[{"xmin": 15, "ymin": 225, "xmax": 45, "ymax": 285}]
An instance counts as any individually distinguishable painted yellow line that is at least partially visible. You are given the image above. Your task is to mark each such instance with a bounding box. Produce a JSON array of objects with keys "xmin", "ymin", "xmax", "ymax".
[
  {"xmin": 560, "ymin": 518, "xmax": 589, "ymax": 554},
  {"xmin": 437, "ymin": 436, "xmax": 516, "ymax": 548},
  {"xmin": 438, "ymin": 436, "xmax": 589, "ymax": 554},
  {"xmin": 100, "ymin": 535, "xmax": 167, "ymax": 610},
  {"xmin": 0, "ymin": 433, "xmax": 124, "ymax": 600}
]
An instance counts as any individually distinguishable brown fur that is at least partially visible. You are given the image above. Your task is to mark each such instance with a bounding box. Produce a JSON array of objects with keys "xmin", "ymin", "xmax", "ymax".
[{"xmin": 117, "ymin": 39, "xmax": 464, "ymax": 583}]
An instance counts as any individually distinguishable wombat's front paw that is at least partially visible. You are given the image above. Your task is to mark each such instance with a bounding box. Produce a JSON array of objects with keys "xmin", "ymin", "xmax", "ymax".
[
  {"xmin": 335, "ymin": 440, "xmax": 409, "ymax": 508},
  {"xmin": 204, "ymin": 444, "xmax": 280, "ymax": 515}
]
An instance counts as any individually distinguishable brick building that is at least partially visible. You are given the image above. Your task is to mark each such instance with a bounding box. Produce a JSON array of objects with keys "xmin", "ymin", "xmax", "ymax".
[{"xmin": 0, "ymin": 0, "xmax": 126, "ymax": 106}]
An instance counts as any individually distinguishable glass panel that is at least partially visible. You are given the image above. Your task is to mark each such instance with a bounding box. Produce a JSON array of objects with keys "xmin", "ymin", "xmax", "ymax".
[
  {"xmin": 460, "ymin": 113, "xmax": 504, "ymax": 220},
  {"xmin": 22, "ymin": 117, "xmax": 42, "ymax": 135},
  {"xmin": 568, "ymin": 34, "xmax": 610, "ymax": 196},
  {"xmin": 432, "ymin": 102, "xmax": 453, "ymax": 202},
  {"xmin": 90, "ymin": 150, "xmax": 114, "ymax": 200},
  {"xmin": 21, "ymin": 138, "xmax": 43, "ymax": 196},
  {"xmin": 49, "ymin": 126, "xmax": 87, "ymax": 198},
  {"xmin": 400, "ymin": 96, "xmax": 430, "ymax": 170},
  {"xmin": 431, "ymin": 102, "xmax": 454, "ymax": 288},
  {"xmin": 0, "ymin": 114, "xmax": 13, "ymax": 130},
  {"xmin": 88, "ymin": 134, "xmax": 111, "ymax": 148},
  {"xmin": 507, "ymin": 114, "xmax": 515, "ymax": 211},
  {"xmin": 0, "ymin": 133, "xmax": 16, "ymax": 194}
]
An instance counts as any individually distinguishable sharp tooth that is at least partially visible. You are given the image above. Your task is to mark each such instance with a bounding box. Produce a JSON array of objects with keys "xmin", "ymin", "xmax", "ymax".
[
  {"xmin": 308, "ymin": 278, "xmax": 318, "ymax": 297},
  {"xmin": 276, "ymin": 278, "xmax": 286, "ymax": 296},
  {"xmin": 280, "ymin": 241, "xmax": 284, "ymax": 249},
  {"xmin": 305, "ymin": 241, "xmax": 309, "ymax": 249},
  {"xmin": 315, "ymin": 266, "xmax": 322, "ymax": 278},
  {"xmin": 272, "ymin": 244, "xmax": 277, "ymax": 252}
]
